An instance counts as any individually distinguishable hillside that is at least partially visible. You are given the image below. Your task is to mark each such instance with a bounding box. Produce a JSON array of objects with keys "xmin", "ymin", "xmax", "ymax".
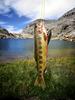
[
  {"xmin": 0, "ymin": 27, "xmax": 15, "ymax": 39},
  {"xmin": 0, "ymin": 8, "xmax": 75, "ymax": 41},
  {"xmin": 22, "ymin": 19, "xmax": 56, "ymax": 35},
  {"xmin": 22, "ymin": 8, "xmax": 75, "ymax": 41}
]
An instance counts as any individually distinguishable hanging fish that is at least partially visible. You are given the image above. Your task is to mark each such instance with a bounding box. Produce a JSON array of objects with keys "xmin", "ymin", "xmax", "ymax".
[{"xmin": 34, "ymin": 20, "xmax": 51, "ymax": 89}]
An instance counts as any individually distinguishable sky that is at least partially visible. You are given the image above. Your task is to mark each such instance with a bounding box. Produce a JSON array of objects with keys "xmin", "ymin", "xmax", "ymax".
[{"xmin": 0, "ymin": 0, "xmax": 75, "ymax": 33}]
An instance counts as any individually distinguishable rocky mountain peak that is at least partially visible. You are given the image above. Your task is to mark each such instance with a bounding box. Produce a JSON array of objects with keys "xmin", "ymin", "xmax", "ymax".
[
  {"xmin": 22, "ymin": 8, "xmax": 75, "ymax": 41},
  {"xmin": 60, "ymin": 8, "xmax": 75, "ymax": 19},
  {"xmin": 0, "ymin": 8, "xmax": 75, "ymax": 41}
]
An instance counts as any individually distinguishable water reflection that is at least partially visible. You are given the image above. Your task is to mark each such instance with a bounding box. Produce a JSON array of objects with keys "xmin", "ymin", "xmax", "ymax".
[
  {"xmin": 0, "ymin": 39, "xmax": 10, "ymax": 51},
  {"xmin": 48, "ymin": 40, "xmax": 75, "ymax": 57},
  {"xmin": 0, "ymin": 39, "xmax": 75, "ymax": 60}
]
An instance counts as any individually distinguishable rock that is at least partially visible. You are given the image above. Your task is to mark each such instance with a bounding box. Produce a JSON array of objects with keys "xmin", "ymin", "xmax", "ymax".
[
  {"xmin": 0, "ymin": 27, "xmax": 15, "ymax": 39},
  {"xmin": 0, "ymin": 8, "xmax": 75, "ymax": 40},
  {"xmin": 14, "ymin": 33, "xmax": 33, "ymax": 39},
  {"xmin": 22, "ymin": 8, "xmax": 75, "ymax": 41}
]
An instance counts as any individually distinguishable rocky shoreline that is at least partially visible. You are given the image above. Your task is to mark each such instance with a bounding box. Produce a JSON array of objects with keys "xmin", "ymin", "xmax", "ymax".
[
  {"xmin": 0, "ymin": 34, "xmax": 75, "ymax": 42},
  {"xmin": 51, "ymin": 35, "xmax": 75, "ymax": 42}
]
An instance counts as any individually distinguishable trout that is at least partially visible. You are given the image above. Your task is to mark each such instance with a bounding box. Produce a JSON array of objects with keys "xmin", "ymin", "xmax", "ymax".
[{"xmin": 34, "ymin": 20, "xmax": 51, "ymax": 89}]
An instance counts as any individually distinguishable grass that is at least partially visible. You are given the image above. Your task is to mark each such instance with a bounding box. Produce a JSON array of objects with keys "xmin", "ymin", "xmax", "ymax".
[{"xmin": 0, "ymin": 57, "xmax": 75, "ymax": 100}]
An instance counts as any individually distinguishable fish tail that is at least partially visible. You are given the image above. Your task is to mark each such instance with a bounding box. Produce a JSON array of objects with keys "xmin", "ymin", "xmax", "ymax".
[{"xmin": 34, "ymin": 75, "xmax": 46, "ymax": 89}]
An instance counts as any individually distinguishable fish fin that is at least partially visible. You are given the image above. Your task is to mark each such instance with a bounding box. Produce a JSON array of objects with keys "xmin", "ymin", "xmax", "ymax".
[
  {"xmin": 47, "ymin": 30, "xmax": 52, "ymax": 45},
  {"xmin": 34, "ymin": 76, "xmax": 46, "ymax": 89},
  {"xmin": 34, "ymin": 54, "xmax": 37, "ymax": 62}
]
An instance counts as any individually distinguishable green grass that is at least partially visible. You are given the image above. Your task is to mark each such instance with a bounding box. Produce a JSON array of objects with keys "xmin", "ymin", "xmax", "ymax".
[{"xmin": 0, "ymin": 57, "xmax": 75, "ymax": 100}]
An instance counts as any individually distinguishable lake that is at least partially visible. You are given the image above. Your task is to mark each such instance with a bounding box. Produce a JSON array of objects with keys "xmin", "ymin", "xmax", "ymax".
[{"xmin": 0, "ymin": 39, "xmax": 75, "ymax": 61}]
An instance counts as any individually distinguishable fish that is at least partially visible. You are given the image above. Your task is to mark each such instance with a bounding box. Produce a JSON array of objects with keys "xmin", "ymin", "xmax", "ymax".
[{"xmin": 34, "ymin": 20, "xmax": 51, "ymax": 89}]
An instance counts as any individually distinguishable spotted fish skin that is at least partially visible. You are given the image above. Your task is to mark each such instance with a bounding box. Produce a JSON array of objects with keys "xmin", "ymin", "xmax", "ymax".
[{"xmin": 34, "ymin": 21, "xmax": 49, "ymax": 89}]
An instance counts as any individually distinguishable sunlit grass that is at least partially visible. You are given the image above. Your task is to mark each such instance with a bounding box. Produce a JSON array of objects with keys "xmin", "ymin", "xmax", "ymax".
[{"xmin": 0, "ymin": 57, "xmax": 75, "ymax": 100}]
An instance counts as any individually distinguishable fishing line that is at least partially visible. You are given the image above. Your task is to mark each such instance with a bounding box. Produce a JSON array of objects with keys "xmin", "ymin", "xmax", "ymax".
[{"xmin": 40, "ymin": 0, "xmax": 45, "ymax": 19}]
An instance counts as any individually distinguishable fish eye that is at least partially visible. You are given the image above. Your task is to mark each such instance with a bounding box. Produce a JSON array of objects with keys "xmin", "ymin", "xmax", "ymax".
[{"xmin": 35, "ymin": 25, "xmax": 37, "ymax": 28}]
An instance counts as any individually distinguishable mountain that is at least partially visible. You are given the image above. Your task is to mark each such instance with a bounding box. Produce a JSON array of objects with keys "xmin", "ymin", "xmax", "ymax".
[
  {"xmin": 22, "ymin": 19, "xmax": 56, "ymax": 35},
  {"xmin": 22, "ymin": 8, "xmax": 75, "ymax": 41},
  {"xmin": 61, "ymin": 8, "xmax": 75, "ymax": 19},
  {"xmin": 0, "ymin": 26, "xmax": 33, "ymax": 39},
  {"xmin": 0, "ymin": 8, "xmax": 75, "ymax": 41},
  {"xmin": 54, "ymin": 8, "xmax": 75, "ymax": 41},
  {"xmin": 0, "ymin": 27, "xmax": 15, "ymax": 39},
  {"xmin": 14, "ymin": 33, "xmax": 33, "ymax": 38},
  {"xmin": 58, "ymin": 8, "xmax": 75, "ymax": 33}
]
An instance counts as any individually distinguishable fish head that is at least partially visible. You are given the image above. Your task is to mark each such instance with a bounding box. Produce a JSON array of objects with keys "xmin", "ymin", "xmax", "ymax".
[
  {"xmin": 35, "ymin": 21, "xmax": 48, "ymax": 36},
  {"xmin": 35, "ymin": 21, "xmax": 43, "ymax": 34},
  {"xmin": 34, "ymin": 21, "xmax": 48, "ymax": 44}
]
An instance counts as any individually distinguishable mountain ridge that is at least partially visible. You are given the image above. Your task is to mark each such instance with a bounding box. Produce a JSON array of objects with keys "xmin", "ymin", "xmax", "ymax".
[
  {"xmin": 0, "ymin": 27, "xmax": 16, "ymax": 39},
  {"xmin": 0, "ymin": 8, "xmax": 75, "ymax": 41},
  {"xmin": 22, "ymin": 7, "xmax": 75, "ymax": 41}
]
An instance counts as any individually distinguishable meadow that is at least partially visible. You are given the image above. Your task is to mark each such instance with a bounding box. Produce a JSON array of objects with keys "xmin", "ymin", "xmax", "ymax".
[{"xmin": 0, "ymin": 57, "xmax": 75, "ymax": 100}]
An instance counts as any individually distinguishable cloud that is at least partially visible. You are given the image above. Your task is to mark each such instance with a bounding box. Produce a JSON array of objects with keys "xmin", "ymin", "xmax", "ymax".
[
  {"xmin": 0, "ymin": 21, "xmax": 21, "ymax": 33},
  {"xmin": 0, "ymin": 0, "xmax": 75, "ymax": 20},
  {"xmin": 0, "ymin": 21, "xmax": 6, "ymax": 25},
  {"xmin": 3, "ymin": 25, "xmax": 22, "ymax": 33},
  {"xmin": 0, "ymin": 0, "xmax": 10, "ymax": 14},
  {"xmin": 4, "ymin": 25, "xmax": 17, "ymax": 33}
]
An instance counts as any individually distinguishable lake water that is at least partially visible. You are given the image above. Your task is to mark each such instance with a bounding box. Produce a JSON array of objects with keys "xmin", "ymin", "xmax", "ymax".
[{"xmin": 0, "ymin": 39, "xmax": 75, "ymax": 61}]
